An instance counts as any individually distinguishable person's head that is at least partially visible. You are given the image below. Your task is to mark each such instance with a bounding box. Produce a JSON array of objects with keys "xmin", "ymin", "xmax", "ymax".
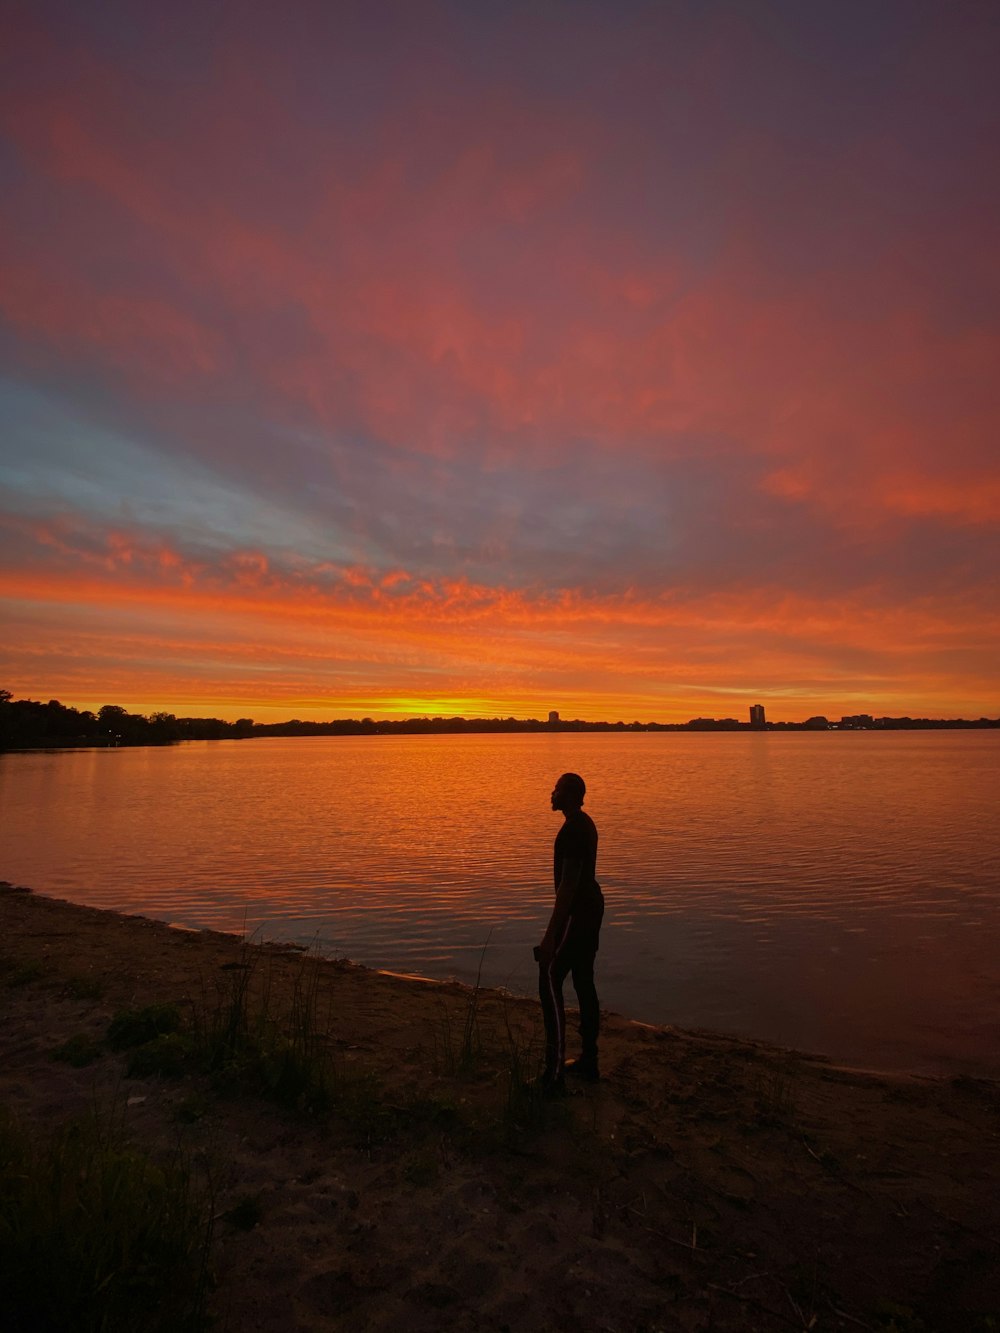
[{"xmin": 551, "ymin": 771, "xmax": 586, "ymax": 812}]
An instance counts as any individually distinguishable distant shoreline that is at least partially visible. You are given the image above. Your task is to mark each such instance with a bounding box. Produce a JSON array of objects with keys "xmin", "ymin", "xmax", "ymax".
[
  {"xmin": 3, "ymin": 688, "xmax": 999, "ymax": 752},
  {"xmin": 3, "ymin": 714, "xmax": 999, "ymax": 752}
]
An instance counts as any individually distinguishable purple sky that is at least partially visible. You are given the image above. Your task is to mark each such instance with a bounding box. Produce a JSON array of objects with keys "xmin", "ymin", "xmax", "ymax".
[{"xmin": 2, "ymin": 1, "xmax": 998, "ymax": 720}]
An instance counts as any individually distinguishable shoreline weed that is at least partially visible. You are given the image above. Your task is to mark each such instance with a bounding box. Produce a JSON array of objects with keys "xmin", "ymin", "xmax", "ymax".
[{"xmin": 0, "ymin": 1103, "xmax": 212, "ymax": 1333}]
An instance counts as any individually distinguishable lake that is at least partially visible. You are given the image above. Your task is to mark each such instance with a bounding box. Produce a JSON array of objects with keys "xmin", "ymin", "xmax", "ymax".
[{"xmin": 3, "ymin": 731, "xmax": 998, "ymax": 1077}]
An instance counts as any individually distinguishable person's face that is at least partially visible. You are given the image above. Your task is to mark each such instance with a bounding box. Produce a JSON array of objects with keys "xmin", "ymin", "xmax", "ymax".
[{"xmin": 551, "ymin": 777, "xmax": 573, "ymax": 812}]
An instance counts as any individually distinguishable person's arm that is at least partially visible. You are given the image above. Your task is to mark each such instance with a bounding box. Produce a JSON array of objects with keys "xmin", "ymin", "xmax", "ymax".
[{"xmin": 537, "ymin": 858, "xmax": 582, "ymax": 963}]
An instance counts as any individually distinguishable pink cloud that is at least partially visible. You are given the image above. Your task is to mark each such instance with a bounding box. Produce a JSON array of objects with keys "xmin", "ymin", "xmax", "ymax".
[
  {"xmin": 2, "ymin": 6, "xmax": 998, "ymax": 720},
  {"xmin": 3, "ymin": 37, "xmax": 998, "ymax": 518}
]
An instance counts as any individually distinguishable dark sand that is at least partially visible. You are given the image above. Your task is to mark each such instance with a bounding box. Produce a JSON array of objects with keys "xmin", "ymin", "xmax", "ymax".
[{"xmin": 2, "ymin": 881, "xmax": 998, "ymax": 1331}]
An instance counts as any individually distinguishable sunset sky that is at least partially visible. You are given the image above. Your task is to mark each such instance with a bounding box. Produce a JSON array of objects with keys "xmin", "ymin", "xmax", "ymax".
[{"xmin": 2, "ymin": 1, "xmax": 998, "ymax": 723}]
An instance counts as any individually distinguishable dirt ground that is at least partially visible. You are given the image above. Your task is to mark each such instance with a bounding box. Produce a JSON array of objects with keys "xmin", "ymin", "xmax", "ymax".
[{"xmin": 2, "ymin": 880, "xmax": 999, "ymax": 1332}]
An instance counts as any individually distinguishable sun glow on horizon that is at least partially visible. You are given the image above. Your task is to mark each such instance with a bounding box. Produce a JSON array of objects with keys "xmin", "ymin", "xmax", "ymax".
[{"xmin": 5, "ymin": 678, "xmax": 995, "ymax": 730}]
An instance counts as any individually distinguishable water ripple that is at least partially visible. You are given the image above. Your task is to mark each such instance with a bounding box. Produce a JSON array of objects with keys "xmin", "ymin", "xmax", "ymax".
[{"xmin": 3, "ymin": 731, "xmax": 999, "ymax": 1077}]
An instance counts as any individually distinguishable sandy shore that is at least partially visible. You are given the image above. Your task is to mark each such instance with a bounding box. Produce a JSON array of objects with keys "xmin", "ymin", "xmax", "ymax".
[{"xmin": 2, "ymin": 880, "xmax": 999, "ymax": 1332}]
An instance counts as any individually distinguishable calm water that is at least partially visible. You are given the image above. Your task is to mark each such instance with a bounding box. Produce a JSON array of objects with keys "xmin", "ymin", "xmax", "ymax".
[{"xmin": 3, "ymin": 732, "xmax": 999, "ymax": 1077}]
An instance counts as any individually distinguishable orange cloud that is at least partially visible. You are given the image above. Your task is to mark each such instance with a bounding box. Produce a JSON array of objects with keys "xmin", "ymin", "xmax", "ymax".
[{"xmin": 4, "ymin": 523, "xmax": 997, "ymax": 724}]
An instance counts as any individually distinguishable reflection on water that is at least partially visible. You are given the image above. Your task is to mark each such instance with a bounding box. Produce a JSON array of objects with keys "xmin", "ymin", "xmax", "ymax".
[{"xmin": 3, "ymin": 731, "xmax": 998, "ymax": 1077}]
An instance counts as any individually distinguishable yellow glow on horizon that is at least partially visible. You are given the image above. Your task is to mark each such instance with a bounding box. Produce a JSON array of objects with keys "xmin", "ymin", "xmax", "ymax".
[
  {"xmin": 9, "ymin": 681, "xmax": 995, "ymax": 729},
  {"xmin": 379, "ymin": 696, "xmax": 526, "ymax": 718}
]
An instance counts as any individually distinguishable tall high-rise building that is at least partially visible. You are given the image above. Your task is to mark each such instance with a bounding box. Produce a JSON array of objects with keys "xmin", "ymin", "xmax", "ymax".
[
  {"xmin": 548, "ymin": 710, "xmax": 560, "ymax": 724},
  {"xmin": 749, "ymin": 704, "xmax": 766, "ymax": 728}
]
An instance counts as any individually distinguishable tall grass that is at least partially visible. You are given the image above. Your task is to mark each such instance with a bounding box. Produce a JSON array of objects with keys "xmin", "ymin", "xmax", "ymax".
[
  {"xmin": 106, "ymin": 935, "xmax": 569, "ymax": 1158},
  {"xmin": 431, "ymin": 934, "xmax": 492, "ymax": 1077},
  {"xmin": 0, "ymin": 1104, "xmax": 212, "ymax": 1333},
  {"xmin": 747, "ymin": 1059, "xmax": 800, "ymax": 1127},
  {"xmin": 103, "ymin": 938, "xmax": 339, "ymax": 1111},
  {"xmin": 189, "ymin": 939, "xmax": 337, "ymax": 1111},
  {"xmin": 495, "ymin": 997, "xmax": 557, "ymax": 1142}
]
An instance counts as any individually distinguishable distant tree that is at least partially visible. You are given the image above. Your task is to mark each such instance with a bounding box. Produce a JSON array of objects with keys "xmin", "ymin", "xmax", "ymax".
[
  {"xmin": 0, "ymin": 688, "xmax": 12, "ymax": 748},
  {"xmin": 95, "ymin": 703, "xmax": 154, "ymax": 744}
]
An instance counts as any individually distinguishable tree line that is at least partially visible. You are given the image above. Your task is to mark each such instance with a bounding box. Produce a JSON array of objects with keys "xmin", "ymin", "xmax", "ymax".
[
  {"xmin": 2, "ymin": 689, "xmax": 996, "ymax": 751},
  {"xmin": 0, "ymin": 691, "xmax": 254, "ymax": 750}
]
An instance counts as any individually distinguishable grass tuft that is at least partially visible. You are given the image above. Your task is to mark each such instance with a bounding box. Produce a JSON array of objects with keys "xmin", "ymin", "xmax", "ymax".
[
  {"xmin": 747, "ymin": 1059, "xmax": 799, "ymax": 1126},
  {"xmin": 0, "ymin": 1104, "xmax": 212, "ymax": 1333},
  {"xmin": 494, "ymin": 1000, "xmax": 558, "ymax": 1143},
  {"xmin": 125, "ymin": 1031, "xmax": 195, "ymax": 1078},
  {"xmin": 108, "ymin": 1003, "xmax": 183, "ymax": 1050},
  {"xmin": 191, "ymin": 941, "xmax": 338, "ymax": 1111}
]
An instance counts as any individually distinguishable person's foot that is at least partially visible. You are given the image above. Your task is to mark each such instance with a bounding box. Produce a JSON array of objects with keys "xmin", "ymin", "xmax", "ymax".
[{"xmin": 564, "ymin": 1055, "xmax": 600, "ymax": 1082}]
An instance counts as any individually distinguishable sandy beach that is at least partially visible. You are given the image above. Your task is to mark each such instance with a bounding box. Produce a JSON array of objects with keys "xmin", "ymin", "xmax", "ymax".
[{"xmin": 2, "ymin": 879, "xmax": 998, "ymax": 1332}]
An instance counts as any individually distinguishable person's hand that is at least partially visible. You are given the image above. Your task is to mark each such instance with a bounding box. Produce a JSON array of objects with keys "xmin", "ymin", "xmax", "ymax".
[{"xmin": 535, "ymin": 940, "xmax": 553, "ymax": 965}]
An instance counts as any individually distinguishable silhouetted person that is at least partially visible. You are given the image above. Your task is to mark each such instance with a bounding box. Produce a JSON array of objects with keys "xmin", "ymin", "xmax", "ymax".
[{"xmin": 535, "ymin": 772, "xmax": 604, "ymax": 1092}]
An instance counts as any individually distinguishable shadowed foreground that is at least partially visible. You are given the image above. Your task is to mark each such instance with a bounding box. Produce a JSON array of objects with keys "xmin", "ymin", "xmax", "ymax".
[{"xmin": 2, "ymin": 882, "xmax": 998, "ymax": 1332}]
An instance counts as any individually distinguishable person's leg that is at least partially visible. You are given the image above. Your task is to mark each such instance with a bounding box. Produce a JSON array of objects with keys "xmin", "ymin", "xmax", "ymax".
[
  {"xmin": 538, "ymin": 936, "xmax": 574, "ymax": 1080},
  {"xmin": 568, "ymin": 944, "xmax": 600, "ymax": 1076}
]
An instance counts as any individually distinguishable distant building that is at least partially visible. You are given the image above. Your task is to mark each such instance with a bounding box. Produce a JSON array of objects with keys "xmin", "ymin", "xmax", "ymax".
[
  {"xmin": 749, "ymin": 704, "xmax": 766, "ymax": 728},
  {"xmin": 548, "ymin": 710, "xmax": 560, "ymax": 724}
]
